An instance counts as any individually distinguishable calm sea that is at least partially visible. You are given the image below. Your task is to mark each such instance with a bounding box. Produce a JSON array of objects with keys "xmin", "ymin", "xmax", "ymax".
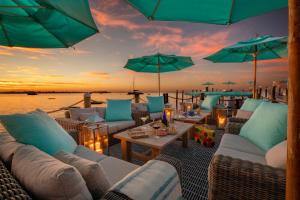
[{"xmin": 0, "ymin": 92, "xmax": 184, "ymax": 131}]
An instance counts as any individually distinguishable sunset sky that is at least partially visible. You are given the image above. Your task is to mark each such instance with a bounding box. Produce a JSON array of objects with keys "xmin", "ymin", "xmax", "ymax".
[{"xmin": 0, "ymin": 0, "xmax": 288, "ymax": 92}]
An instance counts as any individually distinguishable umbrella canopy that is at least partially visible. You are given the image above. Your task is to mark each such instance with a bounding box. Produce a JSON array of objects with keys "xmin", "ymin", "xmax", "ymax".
[
  {"xmin": 204, "ymin": 35, "xmax": 287, "ymax": 98},
  {"xmin": 222, "ymin": 81, "xmax": 236, "ymax": 85},
  {"xmin": 202, "ymin": 81, "xmax": 215, "ymax": 86},
  {"xmin": 247, "ymin": 80, "xmax": 254, "ymax": 85},
  {"xmin": 0, "ymin": 0, "xmax": 98, "ymax": 48},
  {"xmin": 124, "ymin": 53, "xmax": 194, "ymax": 95},
  {"xmin": 126, "ymin": 0, "xmax": 287, "ymax": 25}
]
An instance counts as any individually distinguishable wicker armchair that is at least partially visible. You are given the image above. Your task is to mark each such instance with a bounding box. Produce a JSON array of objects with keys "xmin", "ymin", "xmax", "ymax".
[
  {"xmin": 102, "ymin": 154, "xmax": 182, "ymax": 200},
  {"xmin": 208, "ymin": 155, "xmax": 286, "ymax": 200}
]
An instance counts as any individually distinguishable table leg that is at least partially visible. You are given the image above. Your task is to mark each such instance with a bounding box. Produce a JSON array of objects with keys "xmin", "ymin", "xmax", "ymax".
[
  {"xmin": 151, "ymin": 148, "xmax": 161, "ymax": 159},
  {"xmin": 182, "ymin": 130, "xmax": 189, "ymax": 148},
  {"xmin": 121, "ymin": 140, "xmax": 131, "ymax": 161}
]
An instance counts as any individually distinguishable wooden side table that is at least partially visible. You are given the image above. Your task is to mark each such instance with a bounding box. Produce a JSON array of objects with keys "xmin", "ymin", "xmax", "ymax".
[{"xmin": 80, "ymin": 123, "xmax": 110, "ymax": 155}]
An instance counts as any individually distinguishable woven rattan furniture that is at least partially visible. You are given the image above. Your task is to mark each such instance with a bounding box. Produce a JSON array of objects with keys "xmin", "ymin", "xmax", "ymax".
[
  {"xmin": 0, "ymin": 161, "xmax": 31, "ymax": 200},
  {"xmin": 208, "ymin": 121, "xmax": 286, "ymax": 200}
]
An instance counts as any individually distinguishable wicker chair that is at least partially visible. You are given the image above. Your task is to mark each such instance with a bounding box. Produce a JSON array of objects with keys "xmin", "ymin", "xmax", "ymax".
[{"xmin": 209, "ymin": 122, "xmax": 286, "ymax": 200}]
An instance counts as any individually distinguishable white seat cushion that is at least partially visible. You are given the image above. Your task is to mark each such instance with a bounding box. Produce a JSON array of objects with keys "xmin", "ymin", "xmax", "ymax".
[
  {"xmin": 149, "ymin": 112, "xmax": 162, "ymax": 120},
  {"xmin": 220, "ymin": 134, "xmax": 265, "ymax": 156},
  {"xmin": 98, "ymin": 157, "xmax": 139, "ymax": 186},
  {"xmin": 106, "ymin": 120, "xmax": 135, "ymax": 134},
  {"xmin": 215, "ymin": 146, "xmax": 266, "ymax": 165},
  {"xmin": 265, "ymin": 140, "xmax": 287, "ymax": 169}
]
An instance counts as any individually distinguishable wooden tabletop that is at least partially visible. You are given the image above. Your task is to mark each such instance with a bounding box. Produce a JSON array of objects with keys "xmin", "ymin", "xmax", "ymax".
[{"xmin": 114, "ymin": 121, "xmax": 193, "ymax": 150}]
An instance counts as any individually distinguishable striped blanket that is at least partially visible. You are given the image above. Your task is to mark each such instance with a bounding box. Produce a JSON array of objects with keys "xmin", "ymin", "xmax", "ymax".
[{"xmin": 109, "ymin": 160, "xmax": 182, "ymax": 200}]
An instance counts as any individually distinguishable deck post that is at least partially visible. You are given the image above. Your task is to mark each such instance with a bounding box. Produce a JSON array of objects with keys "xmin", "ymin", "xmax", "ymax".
[
  {"xmin": 272, "ymin": 85, "xmax": 277, "ymax": 102},
  {"xmin": 287, "ymin": 0, "xmax": 300, "ymax": 199},
  {"xmin": 84, "ymin": 93, "xmax": 91, "ymax": 108},
  {"xmin": 163, "ymin": 93, "xmax": 169, "ymax": 104},
  {"xmin": 191, "ymin": 90, "xmax": 194, "ymax": 103},
  {"xmin": 134, "ymin": 94, "xmax": 140, "ymax": 103},
  {"xmin": 181, "ymin": 90, "xmax": 184, "ymax": 103},
  {"xmin": 265, "ymin": 87, "xmax": 268, "ymax": 98},
  {"xmin": 176, "ymin": 90, "xmax": 179, "ymax": 110}
]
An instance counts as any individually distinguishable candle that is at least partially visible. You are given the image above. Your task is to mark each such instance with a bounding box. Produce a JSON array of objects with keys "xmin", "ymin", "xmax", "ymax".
[{"xmin": 88, "ymin": 143, "xmax": 94, "ymax": 150}]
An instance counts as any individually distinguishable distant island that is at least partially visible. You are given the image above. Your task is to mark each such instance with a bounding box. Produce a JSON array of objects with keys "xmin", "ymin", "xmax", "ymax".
[{"xmin": 0, "ymin": 91, "xmax": 112, "ymax": 94}]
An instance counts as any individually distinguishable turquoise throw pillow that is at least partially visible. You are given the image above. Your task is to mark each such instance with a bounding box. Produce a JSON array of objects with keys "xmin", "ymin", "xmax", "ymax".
[
  {"xmin": 105, "ymin": 99, "xmax": 132, "ymax": 122},
  {"xmin": 240, "ymin": 102, "xmax": 288, "ymax": 151},
  {"xmin": 0, "ymin": 109, "xmax": 77, "ymax": 155},
  {"xmin": 240, "ymin": 98, "xmax": 264, "ymax": 111},
  {"xmin": 147, "ymin": 96, "xmax": 164, "ymax": 113},
  {"xmin": 200, "ymin": 95, "xmax": 220, "ymax": 112}
]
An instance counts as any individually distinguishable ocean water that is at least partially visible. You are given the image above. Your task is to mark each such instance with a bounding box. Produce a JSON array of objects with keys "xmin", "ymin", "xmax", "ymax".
[{"xmin": 0, "ymin": 92, "xmax": 186, "ymax": 131}]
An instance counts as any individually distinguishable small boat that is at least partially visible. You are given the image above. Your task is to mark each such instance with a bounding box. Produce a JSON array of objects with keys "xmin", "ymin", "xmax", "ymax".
[
  {"xmin": 127, "ymin": 90, "xmax": 144, "ymax": 95},
  {"xmin": 48, "ymin": 97, "xmax": 56, "ymax": 100},
  {"xmin": 27, "ymin": 91, "xmax": 38, "ymax": 95},
  {"xmin": 91, "ymin": 100, "xmax": 104, "ymax": 105}
]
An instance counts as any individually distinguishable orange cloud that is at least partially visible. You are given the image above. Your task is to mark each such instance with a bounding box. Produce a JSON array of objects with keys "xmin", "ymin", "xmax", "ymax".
[{"xmin": 259, "ymin": 65, "xmax": 288, "ymax": 73}]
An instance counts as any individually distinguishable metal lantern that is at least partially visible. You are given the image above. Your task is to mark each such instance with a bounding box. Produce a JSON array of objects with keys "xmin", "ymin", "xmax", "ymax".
[{"xmin": 216, "ymin": 109, "xmax": 227, "ymax": 129}]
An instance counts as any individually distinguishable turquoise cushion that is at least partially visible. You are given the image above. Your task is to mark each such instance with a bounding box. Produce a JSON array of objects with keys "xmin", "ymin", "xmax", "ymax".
[
  {"xmin": 240, "ymin": 102, "xmax": 288, "ymax": 151},
  {"xmin": 0, "ymin": 109, "xmax": 77, "ymax": 155},
  {"xmin": 147, "ymin": 96, "xmax": 164, "ymax": 113},
  {"xmin": 105, "ymin": 99, "xmax": 132, "ymax": 122},
  {"xmin": 200, "ymin": 95, "xmax": 220, "ymax": 111},
  {"xmin": 240, "ymin": 98, "xmax": 264, "ymax": 111}
]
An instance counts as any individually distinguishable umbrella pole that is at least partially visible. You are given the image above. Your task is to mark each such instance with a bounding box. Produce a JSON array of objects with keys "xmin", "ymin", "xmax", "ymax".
[
  {"xmin": 158, "ymin": 64, "xmax": 161, "ymax": 96},
  {"xmin": 253, "ymin": 54, "xmax": 257, "ymax": 99},
  {"xmin": 158, "ymin": 72, "xmax": 161, "ymax": 96},
  {"xmin": 286, "ymin": 0, "xmax": 300, "ymax": 199}
]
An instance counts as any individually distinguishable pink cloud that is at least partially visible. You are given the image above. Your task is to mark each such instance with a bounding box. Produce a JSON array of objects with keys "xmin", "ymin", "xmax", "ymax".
[
  {"xmin": 91, "ymin": 9, "xmax": 182, "ymax": 34},
  {"xmin": 143, "ymin": 30, "xmax": 230, "ymax": 57}
]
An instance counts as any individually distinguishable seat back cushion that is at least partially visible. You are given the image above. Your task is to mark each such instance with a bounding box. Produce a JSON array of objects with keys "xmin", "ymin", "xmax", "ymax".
[
  {"xmin": 105, "ymin": 99, "xmax": 132, "ymax": 122},
  {"xmin": 69, "ymin": 107, "xmax": 95, "ymax": 120},
  {"xmin": 147, "ymin": 96, "xmax": 164, "ymax": 113},
  {"xmin": 235, "ymin": 110, "xmax": 253, "ymax": 119},
  {"xmin": 55, "ymin": 151, "xmax": 110, "ymax": 199},
  {"xmin": 12, "ymin": 146, "xmax": 92, "ymax": 200},
  {"xmin": 201, "ymin": 95, "xmax": 220, "ymax": 111},
  {"xmin": 240, "ymin": 98, "xmax": 264, "ymax": 112},
  {"xmin": 240, "ymin": 102, "xmax": 288, "ymax": 151},
  {"xmin": 0, "ymin": 160, "xmax": 32, "ymax": 200},
  {"xmin": 74, "ymin": 145, "xmax": 107, "ymax": 162},
  {"xmin": 0, "ymin": 109, "xmax": 77, "ymax": 155},
  {"xmin": 265, "ymin": 140, "xmax": 287, "ymax": 169}
]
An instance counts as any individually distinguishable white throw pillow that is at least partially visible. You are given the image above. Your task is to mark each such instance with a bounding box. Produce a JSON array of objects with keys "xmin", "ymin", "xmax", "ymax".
[
  {"xmin": 235, "ymin": 110, "xmax": 253, "ymax": 119},
  {"xmin": 265, "ymin": 140, "xmax": 287, "ymax": 169},
  {"xmin": 12, "ymin": 145, "xmax": 93, "ymax": 200},
  {"xmin": 55, "ymin": 151, "xmax": 110, "ymax": 199}
]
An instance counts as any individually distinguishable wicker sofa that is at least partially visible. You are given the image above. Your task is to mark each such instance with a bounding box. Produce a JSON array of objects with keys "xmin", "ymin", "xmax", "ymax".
[
  {"xmin": 208, "ymin": 113, "xmax": 286, "ymax": 200},
  {"xmin": 56, "ymin": 103, "xmax": 163, "ymax": 145},
  {"xmin": 0, "ymin": 132, "xmax": 182, "ymax": 200}
]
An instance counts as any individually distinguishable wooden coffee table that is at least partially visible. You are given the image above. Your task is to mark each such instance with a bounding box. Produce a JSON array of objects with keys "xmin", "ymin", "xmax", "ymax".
[
  {"xmin": 114, "ymin": 121, "xmax": 193, "ymax": 162},
  {"xmin": 173, "ymin": 112, "xmax": 211, "ymax": 124}
]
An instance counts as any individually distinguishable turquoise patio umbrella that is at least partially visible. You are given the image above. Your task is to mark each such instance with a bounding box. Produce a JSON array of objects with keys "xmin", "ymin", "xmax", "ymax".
[
  {"xmin": 0, "ymin": 0, "xmax": 98, "ymax": 48},
  {"xmin": 124, "ymin": 53, "xmax": 194, "ymax": 95},
  {"xmin": 126, "ymin": 0, "xmax": 287, "ymax": 25},
  {"xmin": 222, "ymin": 81, "xmax": 236, "ymax": 90},
  {"xmin": 202, "ymin": 82, "xmax": 214, "ymax": 86},
  {"xmin": 204, "ymin": 35, "xmax": 287, "ymax": 98}
]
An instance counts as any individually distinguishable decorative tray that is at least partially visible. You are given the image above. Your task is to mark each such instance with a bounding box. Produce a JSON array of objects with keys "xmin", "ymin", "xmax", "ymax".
[{"xmin": 127, "ymin": 128, "xmax": 149, "ymax": 139}]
